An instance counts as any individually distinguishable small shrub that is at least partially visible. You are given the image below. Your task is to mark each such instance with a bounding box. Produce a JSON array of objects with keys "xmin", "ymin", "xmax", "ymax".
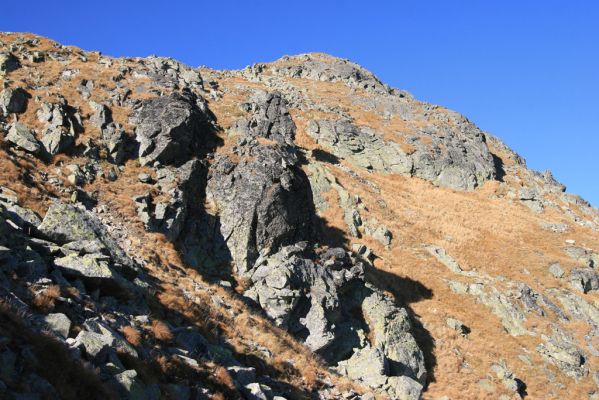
[
  {"xmin": 151, "ymin": 320, "xmax": 173, "ymax": 341},
  {"xmin": 122, "ymin": 326, "xmax": 141, "ymax": 346}
]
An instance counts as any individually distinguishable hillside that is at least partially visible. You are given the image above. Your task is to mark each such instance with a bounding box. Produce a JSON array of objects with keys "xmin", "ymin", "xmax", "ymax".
[{"xmin": 0, "ymin": 33, "xmax": 598, "ymax": 400}]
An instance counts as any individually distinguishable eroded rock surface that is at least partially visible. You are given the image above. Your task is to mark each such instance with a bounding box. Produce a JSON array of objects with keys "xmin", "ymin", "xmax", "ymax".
[{"xmin": 307, "ymin": 117, "xmax": 496, "ymax": 190}]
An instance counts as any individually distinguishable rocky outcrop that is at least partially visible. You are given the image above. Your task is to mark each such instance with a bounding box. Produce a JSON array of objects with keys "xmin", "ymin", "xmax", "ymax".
[
  {"xmin": 133, "ymin": 90, "xmax": 211, "ymax": 166},
  {"xmin": 186, "ymin": 92, "xmax": 314, "ymax": 274},
  {"xmin": 307, "ymin": 117, "xmax": 496, "ymax": 190},
  {"xmin": 232, "ymin": 91, "xmax": 296, "ymax": 145},
  {"xmin": 537, "ymin": 324, "xmax": 588, "ymax": 380},
  {"xmin": 244, "ymin": 243, "xmax": 426, "ymax": 398},
  {"xmin": 133, "ymin": 159, "xmax": 204, "ymax": 241},
  {"xmin": 36, "ymin": 99, "xmax": 82, "ymax": 156},
  {"xmin": 268, "ymin": 53, "xmax": 391, "ymax": 95},
  {"xmin": 569, "ymin": 267, "xmax": 599, "ymax": 293},
  {"xmin": 38, "ymin": 202, "xmax": 138, "ymax": 277}
]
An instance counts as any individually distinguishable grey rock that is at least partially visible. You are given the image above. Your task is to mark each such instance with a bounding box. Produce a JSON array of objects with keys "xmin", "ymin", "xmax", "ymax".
[
  {"xmin": 520, "ymin": 188, "xmax": 545, "ymax": 213},
  {"xmin": 137, "ymin": 173, "xmax": 151, "ymax": 183},
  {"xmin": 232, "ymin": 91, "xmax": 295, "ymax": 145},
  {"xmin": 372, "ymin": 225, "xmax": 392, "ymax": 246},
  {"xmin": 38, "ymin": 202, "xmax": 138, "ymax": 275},
  {"xmin": 0, "ymin": 186, "xmax": 18, "ymax": 205},
  {"xmin": 0, "ymin": 87, "xmax": 28, "ymax": 113},
  {"xmin": 307, "ymin": 117, "xmax": 495, "ymax": 190},
  {"xmin": 3, "ymin": 204, "xmax": 41, "ymax": 228},
  {"xmin": 267, "ymin": 53, "xmax": 390, "ymax": 94},
  {"xmin": 386, "ymin": 376, "xmax": 424, "ymax": 400},
  {"xmin": 0, "ymin": 52, "xmax": 20, "ymax": 75},
  {"xmin": 101, "ymin": 123, "xmax": 127, "ymax": 164},
  {"xmin": 74, "ymin": 319, "xmax": 137, "ymax": 359},
  {"xmin": 243, "ymin": 383, "xmax": 271, "ymax": 400},
  {"xmin": 548, "ymin": 263, "xmax": 564, "ymax": 279},
  {"xmin": 542, "ymin": 222, "xmax": 569, "ymax": 233},
  {"xmin": 193, "ymin": 133, "xmax": 314, "ymax": 273},
  {"xmin": 548, "ymin": 288, "xmax": 599, "ymax": 326},
  {"xmin": 337, "ymin": 345, "xmax": 388, "ymax": 388},
  {"xmin": 361, "ymin": 291, "xmax": 426, "ymax": 383},
  {"xmin": 245, "ymin": 243, "xmax": 425, "ymax": 398},
  {"xmin": 227, "ymin": 365, "xmax": 256, "ymax": 386},
  {"xmin": 44, "ymin": 313, "xmax": 71, "ymax": 339},
  {"xmin": 446, "ymin": 317, "xmax": 469, "ymax": 335},
  {"xmin": 6, "ymin": 123, "xmax": 41, "ymax": 154},
  {"xmin": 40, "ymin": 126, "xmax": 74, "ymax": 156},
  {"xmin": 111, "ymin": 369, "xmax": 150, "ymax": 400},
  {"xmin": 537, "ymin": 324, "xmax": 588, "ymax": 380},
  {"xmin": 569, "ymin": 267, "xmax": 599, "ymax": 293},
  {"xmin": 54, "ymin": 253, "xmax": 113, "ymax": 280},
  {"xmin": 490, "ymin": 362, "xmax": 524, "ymax": 395},
  {"xmin": 89, "ymin": 101, "xmax": 112, "ymax": 129},
  {"xmin": 133, "ymin": 91, "xmax": 209, "ymax": 166},
  {"xmin": 134, "ymin": 160, "xmax": 203, "ymax": 241}
]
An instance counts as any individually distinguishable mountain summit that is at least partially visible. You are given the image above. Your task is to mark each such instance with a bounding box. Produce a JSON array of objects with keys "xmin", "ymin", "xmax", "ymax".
[{"xmin": 1, "ymin": 33, "xmax": 598, "ymax": 399}]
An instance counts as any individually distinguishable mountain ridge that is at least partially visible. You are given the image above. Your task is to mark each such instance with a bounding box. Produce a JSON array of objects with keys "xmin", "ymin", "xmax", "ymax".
[{"xmin": 0, "ymin": 32, "xmax": 598, "ymax": 400}]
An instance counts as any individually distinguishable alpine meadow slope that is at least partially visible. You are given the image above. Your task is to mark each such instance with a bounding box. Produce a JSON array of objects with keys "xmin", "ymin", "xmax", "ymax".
[{"xmin": 0, "ymin": 33, "xmax": 598, "ymax": 400}]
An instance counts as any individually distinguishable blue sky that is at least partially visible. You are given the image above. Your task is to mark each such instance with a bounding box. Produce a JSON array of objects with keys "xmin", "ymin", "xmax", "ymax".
[{"xmin": 2, "ymin": 1, "xmax": 598, "ymax": 205}]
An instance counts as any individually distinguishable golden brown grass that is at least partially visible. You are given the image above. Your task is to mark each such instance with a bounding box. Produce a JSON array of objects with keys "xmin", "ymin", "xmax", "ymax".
[
  {"xmin": 122, "ymin": 326, "xmax": 142, "ymax": 346},
  {"xmin": 32, "ymin": 284, "xmax": 61, "ymax": 311},
  {"xmin": 150, "ymin": 320, "xmax": 173, "ymax": 342},
  {"xmin": 214, "ymin": 366, "xmax": 236, "ymax": 390}
]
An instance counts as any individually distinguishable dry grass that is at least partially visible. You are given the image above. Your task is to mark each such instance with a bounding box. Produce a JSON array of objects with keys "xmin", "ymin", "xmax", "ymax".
[
  {"xmin": 122, "ymin": 326, "xmax": 142, "ymax": 346},
  {"xmin": 32, "ymin": 284, "xmax": 61, "ymax": 311},
  {"xmin": 214, "ymin": 366, "xmax": 236, "ymax": 390},
  {"xmin": 150, "ymin": 320, "xmax": 173, "ymax": 342}
]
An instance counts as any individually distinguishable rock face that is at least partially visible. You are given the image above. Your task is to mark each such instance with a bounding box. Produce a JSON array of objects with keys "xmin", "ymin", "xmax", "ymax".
[
  {"xmin": 232, "ymin": 91, "xmax": 296, "ymax": 145},
  {"xmin": 307, "ymin": 117, "xmax": 496, "ymax": 190},
  {"xmin": 133, "ymin": 159, "xmax": 204, "ymax": 241},
  {"xmin": 186, "ymin": 92, "xmax": 314, "ymax": 273},
  {"xmin": 133, "ymin": 90, "xmax": 210, "ymax": 166},
  {"xmin": 245, "ymin": 243, "xmax": 426, "ymax": 397},
  {"xmin": 38, "ymin": 202, "xmax": 137, "ymax": 276}
]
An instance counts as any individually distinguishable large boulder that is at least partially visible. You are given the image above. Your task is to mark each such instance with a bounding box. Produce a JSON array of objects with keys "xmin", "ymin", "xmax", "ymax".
[
  {"xmin": 185, "ymin": 92, "xmax": 314, "ymax": 273},
  {"xmin": 6, "ymin": 123, "xmax": 41, "ymax": 154},
  {"xmin": 37, "ymin": 202, "xmax": 138, "ymax": 276},
  {"xmin": 202, "ymin": 142, "xmax": 315, "ymax": 273},
  {"xmin": 569, "ymin": 267, "xmax": 599, "ymax": 294},
  {"xmin": 0, "ymin": 52, "xmax": 20, "ymax": 75},
  {"xmin": 133, "ymin": 90, "xmax": 210, "ymax": 166},
  {"xmin": 40, "ymin": 126, "xmax": 74, "ymax": 156},
  {"xmin": 0, "ymin": 87, "xmax": 28, "ymax": 113}
]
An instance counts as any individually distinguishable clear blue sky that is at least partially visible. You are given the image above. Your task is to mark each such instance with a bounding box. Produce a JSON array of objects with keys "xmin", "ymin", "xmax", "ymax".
[{"xmin": 2, "ymin": 1, "xmax": 598, "ymax": 205}]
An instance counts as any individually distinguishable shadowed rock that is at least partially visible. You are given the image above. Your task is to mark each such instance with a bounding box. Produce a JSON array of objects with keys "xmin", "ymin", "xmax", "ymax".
[{"xmin": 133, "ymin": 90, "xmax": 211, "ymax": 166}]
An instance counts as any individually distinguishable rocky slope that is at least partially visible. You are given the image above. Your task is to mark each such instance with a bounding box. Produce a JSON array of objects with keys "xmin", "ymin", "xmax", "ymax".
[{"xmin": 0, "ymin": 33, "xmax": 598, "ymax": 400}]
